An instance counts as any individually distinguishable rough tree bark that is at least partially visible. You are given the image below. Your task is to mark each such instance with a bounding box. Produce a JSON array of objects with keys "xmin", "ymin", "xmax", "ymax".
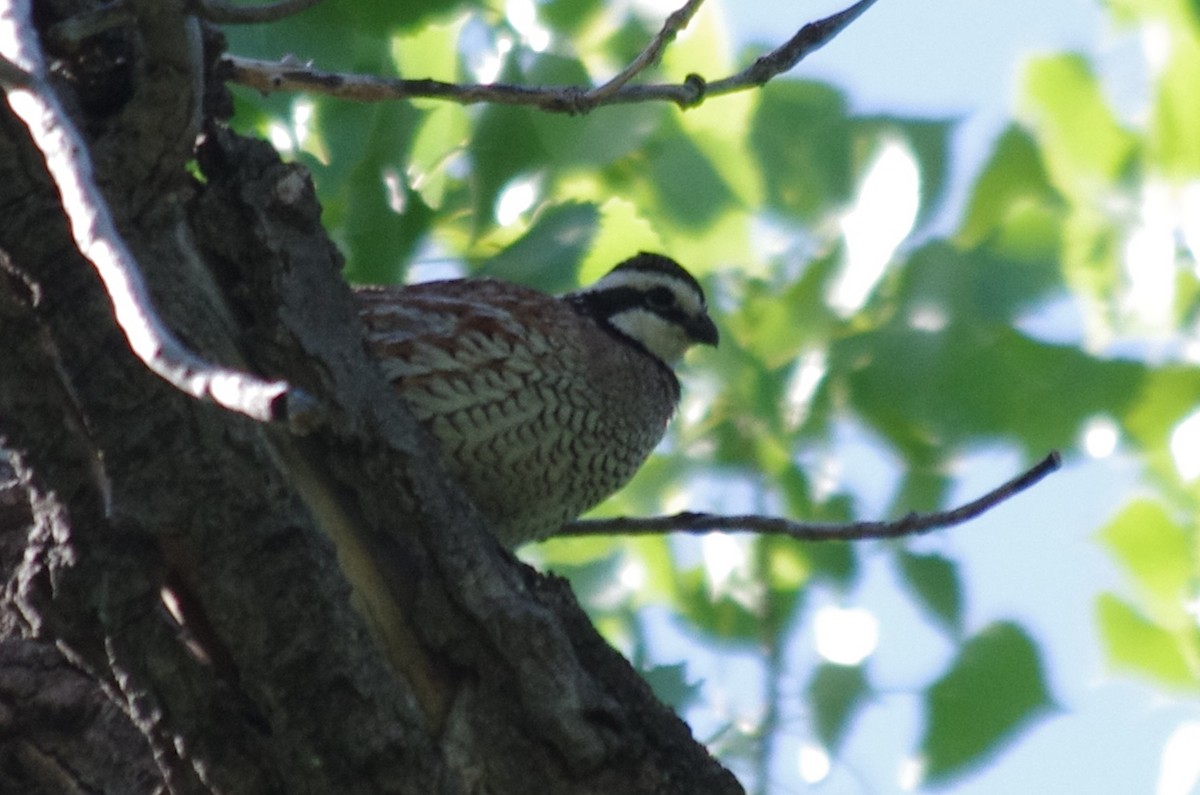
[{"xmin": 0, "ymin": 2, "xmax": 743, "ymax": 793}]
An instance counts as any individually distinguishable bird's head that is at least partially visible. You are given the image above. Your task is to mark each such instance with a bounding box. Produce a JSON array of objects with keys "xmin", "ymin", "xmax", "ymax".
[{"xmin": 568, "ymin": 252, "xmax": 719, "ymax": 365}]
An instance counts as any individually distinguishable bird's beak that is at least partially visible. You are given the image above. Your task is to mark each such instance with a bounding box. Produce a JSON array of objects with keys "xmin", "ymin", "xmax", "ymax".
[{"xmin": 688, "ymin": 313, "xmax": 720, "ymax": 347}]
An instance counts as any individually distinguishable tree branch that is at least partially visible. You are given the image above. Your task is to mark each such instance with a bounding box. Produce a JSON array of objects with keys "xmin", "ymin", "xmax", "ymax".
[
  {"xmin": 222, "ymin": 0, "xmax": 879, "ymax": 112},
  {"xmin": 0, "ymin": 1, "xmax": 317, "ymax": 429},
  {"xmin": 560, "ymin": 451, "xmax": 1062, "ymax": 540},
  {"xmin": 585, "ymin": 0, "xmax": 705, "ymax": 102}
]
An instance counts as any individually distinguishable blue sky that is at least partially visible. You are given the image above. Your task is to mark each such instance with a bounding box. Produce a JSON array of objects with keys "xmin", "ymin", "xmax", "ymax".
[{"xmin": 649, "ymin": 1, "xmax": 1200, "ymax": 792}]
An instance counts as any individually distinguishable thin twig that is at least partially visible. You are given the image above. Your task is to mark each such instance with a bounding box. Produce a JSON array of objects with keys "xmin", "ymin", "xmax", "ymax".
[
  {"xmin": 705, "ymin": 0, "xmax": 878, "ymax": 96},
  {"xmin": 223, "ymin": 0, "xmax": 879, "ymax": 113},
  {"xmin": 192, "ymin": 0, "xmax": 325, "ymax": 24},
  {"xmin": 0, "ymin": 2, "xmax": 317, "ymax": 429},
  {"xmin": 585, "ymin": 0, "xmax": 705, "ymax": 102},
  {"xmin": 560, "ymin": 452, "xmax": 1062, "ymax": 541}
]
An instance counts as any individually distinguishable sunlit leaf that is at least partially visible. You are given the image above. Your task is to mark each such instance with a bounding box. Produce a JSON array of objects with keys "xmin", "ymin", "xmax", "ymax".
[
  {"xmin": 1021, "ymin": 54, "xmax": 1136, "ymax": 199},
  {"xmin": 1097, "ymin": 593, "xmax": 1199, "ymax": 688},
  {"xmin": 1149, "ymin": 27, "xmax": 1200, "ymax": 175},
  {"xmin": 1098, "ymin": 498, "xmax": 1193, "ymax": 623},
  {"xmin": 392, "ymin": 14, "xmax": 466, "ymax": 85},
  {"xmin": 408, "ymin": 104, "xmax": 470, "ymax": 209},
  {"xmin": 921, "ymin": 622, "xmax": 1056, "ymax": 785},
  {"xmin": 958, "ymin": 125, "xmax": 1059, "ymax": 249},
  {"xmin": 576, "ymin": 198, "xmax": 665, "ymax": 285}
]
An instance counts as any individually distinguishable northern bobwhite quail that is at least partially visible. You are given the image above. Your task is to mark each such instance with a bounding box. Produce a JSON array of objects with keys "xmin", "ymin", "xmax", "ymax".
[{"xmin": 355, "ymin": 252, "xmax": 719, "ymax": 547}]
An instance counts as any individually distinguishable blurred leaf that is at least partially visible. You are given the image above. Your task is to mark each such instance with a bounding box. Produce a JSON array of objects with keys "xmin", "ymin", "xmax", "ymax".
[
  {"xmin": 921, "ymin": 622, "xmax": 1056, "ymax": 785},
  {"xmin": 540, "ymin": 0, "xmax": 604, "ymax": 35},
  {"xmin": 526, "ymin": 55, "xmax": 665, "ymax": 166},
  {"xmin": 469, "ymin": 63, "xmax": 548, "ymax": 231},
  {"xmin": 226, "ymin": 0, "xmax": 472, "ymax": 68},
  {"xmin": 726, "ymin": 264, "xmax": 837, "ymax": 369},
  {"xmin": 1021, "ymin": 54, "xmax": 1136, "ymax": 199},
  {"xmin": 764, "ymin": 534, "xmax": 813, "ymax": 595},
  {"xmin": 888, "ymin": 464, "xmax": 951, "ymax": 516},
  {"xmin": 1098, "ymin": 499, "xmax": 1193, "ymax": 622},
  {"xmin": 326, "ymin": 102, "xmax": 427, "ymax": 282},
  {"xmin": 1122, "ymin": 365, "xmax": 1200, "ymax": 454},
  {"xmin": 543, "ymin": 548, "xmax": 626, "ymax": 605},
  {"xmin": 896, "ymin": 550, "xmax": 964, "ymax": 637},
  {"xmin": 750, "ymin": 81, "xmax": 853, "ymax": 220},
  {"xmin": 958, "ymin": 125, "xmax": 1059, "ymax": 249},
  {"xmin": 392, "ymin": 14, "xmax": 466, "ymax": 83},
  {"xmin": 804, "ymin": 540, "xmax": 857, "ymax": 587},
  {"xmin": 646, "ymin": 117, "xmax": 738, "ymax": 229},
  {"xmin": 807, "ymin": 663, "xmax": 870, "ymax": 752},
  {"xmin": 576, "ymin": 198, "xmax": 665, "ymax": 284},
  {"xmin": 1149, "ymin": 27, "xmax": 1200, "ymax": 175},
  {"xmin": 895, "ymin": 240, "xmax": 1062, "ymax": 328},
  {"xmin": 408, "ymin": 103, "xmax": 470, "ymax": 209},
  {"xmin": 673, "ymin": 566, "xmax": 764, "ymax": 645},
  {"xmin": 837, "ymin": 321, "xmax": 1145, "ymax": 456},
  {"xmin": 476, "ymin": 202, "xmax": 600, "ymax": 290},
  {"xmin": 1097, "ymin": 593, "xmax": 1199, "ymax": 688}
]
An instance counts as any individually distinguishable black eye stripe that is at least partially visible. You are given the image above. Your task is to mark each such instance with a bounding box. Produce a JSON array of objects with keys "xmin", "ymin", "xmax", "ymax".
[
  {"xmin": 646, "ymin": 286, "xmax": 675, "ymax": 308},
  {"xmin": 571, "ymin": 285, "xmax": 694, "ymax": 325}
]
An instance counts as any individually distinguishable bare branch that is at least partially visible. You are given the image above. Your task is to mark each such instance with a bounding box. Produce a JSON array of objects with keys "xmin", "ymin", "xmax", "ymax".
[
  {"xmin": 192, "ymin": 0, "xmax": 325, "ymax": 24},
  {"xmin": 0, "ymin": 2, "xmax": 317, "ymax": 429},
  {"xmin": 585, "ymin": 0, "xmax": 705, "ymax": 102},
  {"xmin": 705, "ymin": 0, "xmax": 878, "ymax": 96},
  {"xmin": 222, "ymin": 0, "xmax": 878, "ymax": 113},
  {"xmin": 560, "ymin": 452, "xmax": 1062, "ymax": 541}
]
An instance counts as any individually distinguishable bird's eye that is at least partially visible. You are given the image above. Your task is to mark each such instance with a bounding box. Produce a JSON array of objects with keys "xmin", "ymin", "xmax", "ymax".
[{"xmin": 645, "ymin": 286, "xmax": 675, "ymax": 309}]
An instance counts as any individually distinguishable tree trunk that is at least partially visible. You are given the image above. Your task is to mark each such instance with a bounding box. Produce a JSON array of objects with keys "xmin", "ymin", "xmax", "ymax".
[{"xmin": 0, "ymin": 2, "xmax": 742, "ymax": 793}]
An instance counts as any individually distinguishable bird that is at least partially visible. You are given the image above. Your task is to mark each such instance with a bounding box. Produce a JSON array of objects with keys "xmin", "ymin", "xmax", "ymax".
[{"xmin": 354, "ymin": 252, "xmax": 719, "ymax": 547}]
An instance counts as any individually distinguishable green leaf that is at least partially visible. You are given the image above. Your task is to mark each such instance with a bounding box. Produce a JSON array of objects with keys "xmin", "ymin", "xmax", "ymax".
[
  {"xmin": 1021, "ymin": 54, "xmax": 1136, "ymax": 198},
  {"xmin": 1122, "ymin": 365, "xmax": 1200, "ymax": 452},
  {"xmin": 392, "ymin": 14, "xmax": 466, "ymax": 83},
  {"xmin": 750, "ymin": 81, "xmax": 853, "ymax": 220},
  {"xmin": 1149, "ymin": 27, "xmax": 1200, "ymax": 175},
  {"xmin": 921, "ymin": 622, "xmax": 1056, "ymax": 785},
  {"xmin": 325, "ymin": 102, "xmax": 427, "ymax": 282},
  {"xmin": 408, "ymin": 104, "xmax": 470, "ymax": 209},
  {"xmin": 958, "ymin": 125, "xmax": 1059, "ymax": 249},
  {"xmin": 836, "ymin": 321, "xmax": 1145, "ymax": 456},
  {"xmin": 646, "ymin": 118, "xmax": 737, "ymax": 229},
  {"xmin": 576, "ymin": 199, "xmax": 665, "ymax": 285},
  {"xmin": 896, "ymin": 240, "xmax": 1063, "ymax": 325},
  {"xmin": 469, "ymin": 103, "xmax": 547, "ymax": 234},
  {"xmin": 475, "ymin": 202, "xmax": 600, "ymax": 291},
  {"xmin": 540, "ymin": 0, "xmax": 604, "ymax": 35},
  {"xmin": 1097, "ymin": 593, "xmax": 1199, "ymax": 688},
  {"xmin": 807, "ymin": 663, "xmax": 871, "ymax": 752},
  {"xmin": 673, "ymin": 566, "xmax": 764, "ymax": 645},
  {"xmin": 896, "ymin": 550, "xmax": 964, "ymax": 637},
  {"xmin": 1097, "ymin": 499, "xmax": 1194, "ymax": 623}
]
